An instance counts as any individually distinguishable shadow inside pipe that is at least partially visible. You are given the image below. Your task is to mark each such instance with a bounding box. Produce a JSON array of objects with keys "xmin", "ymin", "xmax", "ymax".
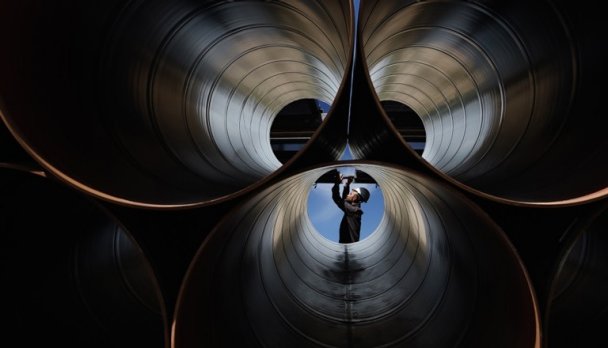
[
  {"xmin": 356, "ymin": 0, "xmax": 608, "ymax": 204},
  {"xmin": 546, "ymin": 205, "xmax": 608, "ymax": 348},
  {"xmin": 380, "ymin": 100, "xmax": 426, "ymax": 156},
  {"xmin": 0, "ymin": 167, "xmax": 167, "ymax": 348},
  {"xmin": 0, "ymin": 0, "xmax": 353, "ymax": 207},
  {"xmin": 270, "ymin": 99, "xmax": 329, "ymax": 164},
  {"xmin": 173, "ymin": 162, "xmax": 539, "ymax": 348},
  {"xmin": 0, "ymin": 119, "xmax": 34, "ymax": 166}
]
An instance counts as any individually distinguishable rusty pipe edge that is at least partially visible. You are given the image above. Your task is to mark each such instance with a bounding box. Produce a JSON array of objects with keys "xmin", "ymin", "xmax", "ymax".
[
  {"xmin": 0, "ymin": 0, "xmax": 352, "ymax": 208},
  {"xmin": 0, "ymin": 166, "xmax": 168, "ymax": 348},
  {"xmin": 173, "ymin": 162, "xmax": 540, "ymax": 348},
  {"xmin": 545, "ymin": 203, "xmax": 608, "ymax": 348},
  {"xmin": 357, "ymin": 0, "xmax": 608, "ymax": 204}
]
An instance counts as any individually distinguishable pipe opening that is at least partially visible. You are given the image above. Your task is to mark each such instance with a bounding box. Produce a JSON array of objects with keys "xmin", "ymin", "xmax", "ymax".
[
  {"xmin": 0, "ymin": 0, "xmax": 352, "ymax": 207},
  {"xmin": 0, "ymin": 167, "xmax": 167, "ymax": 348},
  {"xmin": 380, "ymin": 100, "xmax": 426, "ymax": 156},
  {"xmin": 270, "ymin": 99, "xmax": 330, "ymax": 164},
  {"xmin": 359, "ymin": 0, "xmax": 607, "ymax": 204},
  {"xmin": 307, "ymin": 167, "xmax": 384, "ymax": 243},
  {"xmin": 174, "ymin": 163, "xmax": 539, "ymax": 347}
]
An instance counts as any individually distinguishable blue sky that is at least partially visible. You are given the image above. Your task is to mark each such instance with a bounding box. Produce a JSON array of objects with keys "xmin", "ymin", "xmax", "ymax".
[
  {"xmin": 307, "ymin": 163, "xmax": 385, "ymax": 243},
  {"xmin": 307, "ymin": 0, "xmax": 383, "ymax": 244}
]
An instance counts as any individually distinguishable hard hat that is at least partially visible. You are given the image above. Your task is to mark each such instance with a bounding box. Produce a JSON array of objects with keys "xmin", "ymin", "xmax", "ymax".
[{"xmin": 353, "ymin": 187, "xmax": 370, "ymax": 202}]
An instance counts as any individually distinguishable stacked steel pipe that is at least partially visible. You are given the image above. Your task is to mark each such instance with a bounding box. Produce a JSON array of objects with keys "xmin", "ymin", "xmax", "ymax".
[{"xmin": 0, "ymin": 1, "xmax": 606, "ymax": 347}]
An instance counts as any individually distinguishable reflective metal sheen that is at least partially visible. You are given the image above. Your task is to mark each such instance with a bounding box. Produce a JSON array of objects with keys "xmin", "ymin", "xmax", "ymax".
[
  {"xmin": 0, "ymin": 0, "xmax": 352, "ymax": 207},
  {"xmin": 174, "ymin": 163, "xmax": 539, "ymax": 347},
  {"xmin": 356, "ymin": 0, "xmax": 608, "ymax": 204}
]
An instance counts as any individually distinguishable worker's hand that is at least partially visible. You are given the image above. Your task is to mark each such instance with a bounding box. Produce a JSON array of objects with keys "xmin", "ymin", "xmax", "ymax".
[
  {"xmin": 338, "ymin": 174, "xmax": 344, "ymax": 183},
  {"xmin": 345, "ymin": 176, "xmax": 353, "ymax": 184}
]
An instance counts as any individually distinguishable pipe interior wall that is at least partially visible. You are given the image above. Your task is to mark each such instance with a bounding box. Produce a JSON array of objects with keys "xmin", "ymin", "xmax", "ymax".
[
  {"xmin": 1, "ymin": 1, "xmax": 606, "ymax": 347},
  {"xmin": 0, "ymin": 166, "xmax": 167, "ymax": 348},
  {"xmin": 0, "ymin": 0, "xmax": 352, "ymax": 207},
  {"xmin": 0, "ymin": 121, "xmax": 32, "ymax": 165},
  {"xmin": 546, "ymin": 205, "xmax": 608, "ymax": 348},
  {"xmin": 356, "ymin": 0, "xmax": 608, "ymax": 204},
  {"xmin": 173, "ymin": 163, "xmax": 539, "ymax": 348}
]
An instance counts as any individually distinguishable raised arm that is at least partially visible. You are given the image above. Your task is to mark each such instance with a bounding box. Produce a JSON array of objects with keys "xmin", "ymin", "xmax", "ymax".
[
  {"xmin": 332, "ymin": 175, "xmax": 354, "ymax": 212},
  {"xmin": 332, "ymin": 181, "xmax": 345, "ymax": 212}
]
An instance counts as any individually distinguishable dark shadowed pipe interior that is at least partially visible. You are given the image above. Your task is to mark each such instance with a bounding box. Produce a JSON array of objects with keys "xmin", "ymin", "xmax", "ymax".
[
  {"xmin": 0, "ymin": 0, "xmax": 352, "ymax": 207},
  {"xmin": 545, "ymin": 204, "xmax": 608, "ymax": 348},
  {"xmin": 354, "ymin": 0, "xmax": 608, "ymax": 204},
  {"xmin": 0, "ymin": 120, "xmax": 33, "ymax": 165},
  {"xmin": 0, "ymin": 166, "xmax": 167, "ymax": 348},
  {"xmin": 173, "ymin": 163, "xmax": 539, "ymax": 348}
]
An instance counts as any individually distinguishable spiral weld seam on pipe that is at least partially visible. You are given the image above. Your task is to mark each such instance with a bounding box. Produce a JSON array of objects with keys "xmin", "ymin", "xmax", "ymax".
[
  {"xmin": 0, "ymin": 1, "xmax": 606, "ymax": 348},
  {"xmin": 352, "ymin": 0, "xmax": 608, "ymax": 205},
  {"xmin": 173, "ymin": 163, "xmax": 539, "ymax": 348},
  {"xmin": 0, "ymin": 166, "xmax": 168, "ymax": 348},
  {"xmin": 0, "ymin": 0, "xmax": 354, "ymax": 208}
]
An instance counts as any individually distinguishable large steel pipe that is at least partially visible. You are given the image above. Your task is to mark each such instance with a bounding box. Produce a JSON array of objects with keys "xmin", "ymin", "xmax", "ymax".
[
  {"xmin": 0, "ymin": 0, "xmax": 352, "ymax": 207},
  {"xmin": 0, "ymin": 166, "xmax": 167, "ymax": 348},
  {"xmin": 173, "ymin": 163, "xmax": 539, "ymax": 347},
  {"xmin": 355, "ymin": 0, "xmax": 608, "ymax": 204},
  {"xmin": 545, "ymin": 204, "xmax": 608, "ymax": 347}
]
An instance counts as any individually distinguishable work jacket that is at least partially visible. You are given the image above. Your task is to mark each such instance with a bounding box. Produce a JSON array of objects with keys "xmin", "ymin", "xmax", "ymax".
[{"xmin": 332, "ymin": 182, "xmax": 363, "ymax": 243}]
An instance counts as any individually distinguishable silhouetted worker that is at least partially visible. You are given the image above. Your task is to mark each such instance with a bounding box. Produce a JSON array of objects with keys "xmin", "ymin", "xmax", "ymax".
[{"xmin": 332, "ymin": 173, "xmax": 370, "ymax": 243}]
